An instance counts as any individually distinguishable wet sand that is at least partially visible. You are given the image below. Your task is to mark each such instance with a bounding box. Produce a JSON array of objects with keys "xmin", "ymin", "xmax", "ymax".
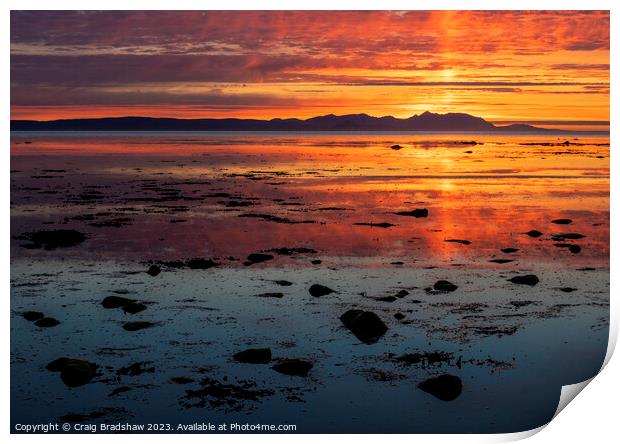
[{"xmin": 10, "ymin": 132, "xmax": 609, "ymax": 433}]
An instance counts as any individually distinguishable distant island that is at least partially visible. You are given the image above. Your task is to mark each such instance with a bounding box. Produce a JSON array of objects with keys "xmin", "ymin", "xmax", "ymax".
[{"xmin": 10, "ymin": 111, "xmax": 565, "ymax": 132}]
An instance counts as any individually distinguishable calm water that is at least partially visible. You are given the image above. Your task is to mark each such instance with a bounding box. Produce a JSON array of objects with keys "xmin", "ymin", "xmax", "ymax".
[{"xmin": 10, "ymin": 133, "xmax": 609, "ymax": 433}]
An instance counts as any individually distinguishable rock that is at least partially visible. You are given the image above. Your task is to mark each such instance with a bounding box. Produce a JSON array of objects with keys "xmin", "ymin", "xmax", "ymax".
[
  {"xmin": 311, "ymin": 259, "xmax": 322, "ymax": 265},
  {"xmin": 559, "ymin": 287, "xmax": 577, "ymax": 293},
  {"xmin": 508, "ymin": 274, "xmax": 539, "ymax": 286},
  {"xmin": 394, "ymin": 313, "xmax": 406, "ymax": 320},
  {"xmin": 552, "ymin": 218, "xmax": 573, "ymax": 224},
  {"xmin": 122, "ymin": 321, "xmax": 154, "ymax": 331},
  {"xmin": 552, "ymin": 233, "xmax": 585, "ymax": 241},
  {"xmin": 501, "ymin": 248, "xmax": 519, "ymax": 253},
  {"xmin": 244, "ymin": 253, "xmax": 274, "ymax": 266},
  {"xmin": 433, "ymin": 280, "xmax": 458, "ymax": 292},
  {"xmin": 101, "ymin": 295, "xmax": 135, "ymax": 309},
  {"xmin": 255, "ymin": 292, "xmax": 284, "ymax": 298},
  {"xmin": 272, "ymin": 359, "xmax": 313, "ymax": 376},
  {"xmin": 509, "ymin": 300, "xmax": 534, "ymax": 308},
  {"xmin": 417, "ymin": 374, "xmax": 463, "ymax": 401},
  {"xmin": 34, "ymin": 317, "xmax": 60, "ymax": 328},
  {"xmin": 340, "ymin": 309, "xmax": 388, "ymax": 343},
  {"xmin": 122, "ymin": 302, "xmax": 147, "ymax": 314},
  {"xmin": 185, "ymin": 258, "xmax": 219, "ymax": 269},
  {"xmin": 569, "ymin": 245, "xmax": 582, "ymax": 254},
  {"xmin": 354, "ymin": 222, "xmax": 396, "ymax": 228},
  {"xmin": 489, "ymin": 259, "xmax": 514, "ymax": 264},
  {"xmin": 308, "ymin": 284, "xmax": 335, "ymax": 297},
  {"xmin": 274, "ymin": 280, "xmax": 293, "ymax": 286},
  {"xmin": 390, "ymin": 144, "xmax": 403, "ymax": 150},
  {"xmin": 395, "ymin": 290, "xmax": 409, "ymax": 298},
  {"xmin": 526, "ymin": 230, "xmax": 543, "ymax": 238},
  {"xmin": 46, "ymin": 358, "xmax": 97, "ymax": 387},
  {"xmin": 18, "ymin": 229, "xmax": 86, "ymax": 250},
  {"xmin": 146, "ymin": 265, "xmax": 161, "ymax": 276},
  {"xmin": 22, "ymin": 311, "xmax": 45, "ymax": 322},
  {"xmin": 171, "ymin": 376, "xmax": 194, "ymax": 384},
  {"xmin": 444, "ymin": 239, "xmax": 471, "ymax": 245},
  {"xmin": 233, "ymin": 348, "xmax": 272, "ymax": 364},
  {"xmin": 394, "ymin": 208, "xmax": 428, "ymax": 218}
]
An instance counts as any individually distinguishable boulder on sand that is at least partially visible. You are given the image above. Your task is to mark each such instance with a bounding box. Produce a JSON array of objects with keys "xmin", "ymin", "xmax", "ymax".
[
  {"xmin": 122, "ymin": 321, "xmax": 155, "ymax": 331},
  {"xmin": 233, "ymin": 348, "xmax": 272, "ymax": 364},
  {"xmin": 146, "ymin": 265, "xmax": 161, "ymax": 277},
  {"xmin": 433, "ymin": 280, "xmax": 458, "ymax": 292},
  {"xmin": 508, "ymin": 274, "xmax": 539, "ymax": 286},
  {"xmin": 46, "ymin": 358, "xmax": 97, "ymax": 387},
  {"xmin": 272, "ymin": 359, "xmax": 313, "ymax": 376},
  {"xmin": 243, "ymin": 253, "xmax": 274, "ymax": 266},
  {"xmin": 101, "ymin": 295, "xmax": 135, "ymax": 309},
  {"xmin": 308, "ymin": 284, "xmax": 335, "ymax": 297},
  {"xmin": 418, "ymin": 374, "xmax": 463, "ymax": 401},
  {"xmin": 340, "ymin": 309, "xmax": 388, "ymax": 343},
  {"xmin": 34, "ymin": 317, "xmax": 60, "ymax": 328},
  {"xmin": 22, "ymin": 311, "xmax": 45, "ymax": 322}
]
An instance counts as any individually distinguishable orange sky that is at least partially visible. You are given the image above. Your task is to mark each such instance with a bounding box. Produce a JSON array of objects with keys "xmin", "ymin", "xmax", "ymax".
[{"xmin": 10, "ymin": 11, "xmax": 610, "ymax": 129}]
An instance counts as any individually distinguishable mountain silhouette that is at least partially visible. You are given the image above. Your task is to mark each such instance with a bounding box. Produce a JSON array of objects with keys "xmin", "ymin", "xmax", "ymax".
[{"xmin": 11, "ymin": 111, "xmax": 551, "ymax": 132}]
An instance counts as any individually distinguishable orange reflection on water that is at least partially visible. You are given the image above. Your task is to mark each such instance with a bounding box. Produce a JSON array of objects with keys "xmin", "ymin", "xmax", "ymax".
[{"xmin": 11, "ymin": 133, "xmax": 609, "ymax": 268}]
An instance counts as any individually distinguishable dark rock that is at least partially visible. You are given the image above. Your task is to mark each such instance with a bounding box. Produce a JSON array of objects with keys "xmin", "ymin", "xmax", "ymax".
[
  {"xmin": 394, "ymin": 313, "xmax": 406, "ymax": 320},
  {"xmin": 444, "ymin": 239, "xmax": 471, "ymax": 245},
  {"xmin": 272, "ymin": 359, "xmax": 313, "ymax": 376},
  {"xmin": 311, "ymin": 259, "xmax": 322, "ymax": 265},
  {"xmin": 171, "ymin": 376, "xmax": 194, "ymax": 384},
  {"xmin": 501, "ymin": 248, "xmax": 519, "ymax": 253},
  {"xmin": 433, "ymin": 280, "xmax": 458, "ymax": 292},
  {"xmin": 46, "ymin": 358, "xmax": 97, "ymax": 387},
  {"xmin": 559, "ymin": 287, "xmax": 577, "ymax": 293},
  {"xmin": 526, "ymin": 230, "xmax": 543, "ymax": 238},
  {"xmin": 273, "ymin": 280, "xmax": 293, "ymax": 286},
  {"xmin": 101, "ymin": 295, "xmax": 135, "ymax": 309},
  {"xmin": 18, "ymin": 229, "xmax": 86, "ymax": 250},
  {"xmin": 122, "ymin": 302, "xmax": 147, "ymax": 314},
  {"xmin": 146, "ymin": 265, "xmax": 161, "ymax": 276},
  {"xmin": 509, "ymin": 300, "xmax": 534, "ymax": 308},
  {"xmin": 552, "ymin": 233, "xmax": 585, "ymax": 240},
  {"xmin": 552, "ymin": 218, "xmax": 573, "ymax": 224},
  {"xmin": 508, "ymin": 274, "xmax": 539, "ymax": 286},
  {"xmin": 418, "ymin": 374, "xmax": 463, "ymax": 401},
  {"xmin": 489, "ymin": 259, "xmax": 514, "ymax": 264},
  {"xmin": 34, "ymin": 317, "xmax": 60, "ymax": 328},
  {"xmin": 340, "ymin": 309, "xmax": 388, "ymax": 343},
  {"xmin": 390, "ymin": 144, "xmax": 403, "ymax": 150},
  {"xmin": 354, "ymin": 222, "xmax": 396, "ymax": 228},
  {"xmin": 255, "ymin": 292, "xmax": 284, "ymax": 298},
  {"xmin": 394, "ymin": 208, "xmax": 428, "ymax": 218},
  {"xmin": 122, "ymin": 321, "xmax": 155, "ymax": 331},
  {"xmin": 22, "ymin": 311, "xmax": 45, "ymax": 322},
  {"xmin": 308, "ymin": 284, "xmax": 335, "ymax": 297},
  {"xmin": 244, "ymin": 253, "xmax": 274, "ymax": 266},
  {"xmin": 395, "ymin": 289, "xmax": 409, "ymax": 298},
  {"xmin": 233, "ymin": 348, "xmax": 272, "ymax": 364},
  {"xmin": 569, "ymin": 245, "xmax": 582, "ymax": 254}
]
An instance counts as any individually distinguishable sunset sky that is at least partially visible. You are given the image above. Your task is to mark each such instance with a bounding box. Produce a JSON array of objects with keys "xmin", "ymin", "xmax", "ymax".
[{"xmin": 10, "ymin": 11, "xmax": 610, "ymax": 130}]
